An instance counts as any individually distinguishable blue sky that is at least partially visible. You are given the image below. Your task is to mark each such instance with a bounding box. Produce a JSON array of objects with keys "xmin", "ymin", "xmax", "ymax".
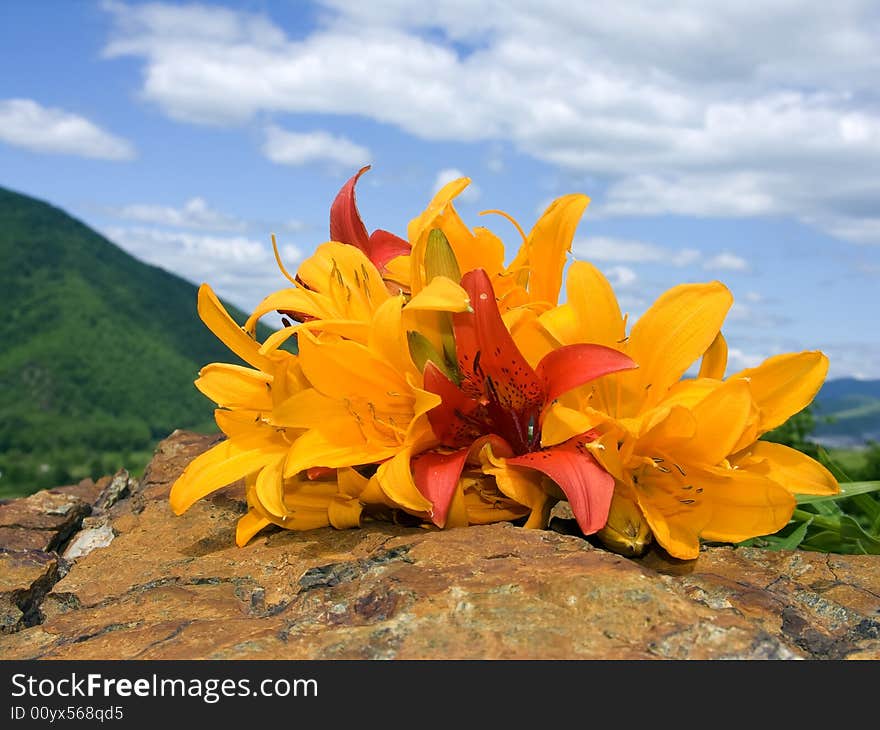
[{"xmin": 1, "ymin": 0, "xmax": 878, "ymax": 379}]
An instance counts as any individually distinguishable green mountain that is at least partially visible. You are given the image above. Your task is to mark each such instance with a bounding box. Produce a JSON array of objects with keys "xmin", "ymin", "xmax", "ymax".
[
  {"xmin": 812, "ymin": 378, "xmax": 880, "ymax": 447},
  {"xmin": 0, "ymin": 185, "xmax": 272, "ymax": 494}
]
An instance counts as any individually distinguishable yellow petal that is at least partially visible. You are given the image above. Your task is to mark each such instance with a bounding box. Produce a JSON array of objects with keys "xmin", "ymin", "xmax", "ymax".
[
  {"xmin": 214, "ymin": 408, "xmax": 266, "ymax": 437},
  {"xmin": 408, "ymin": 177, "xmax": 472, "ymax": 292},
  {"xmin": 198, "ymin": 284, "xmax": 276, "ymax": 372},
  {"xmin": 538, "ymin": 303, "xmax": 579, "ymax": 347},
  {"xmin": 376, "ymin": 447, "xmax": 433, "ymax": 513},
  {"xmin": 297, "ymin": 331, "xmax": 410, "ymax": 404},
  {"xmin": 407, "ymin": 177, "xmax": 472, "ymax": 246},
  {"xmin": 244, "ymin": 287, "xmax": 325, "ymax": 334},
  {"xmin": 631, "ymin": 466, "xmax": 712, "ymax": 560},
  {"xmin": 282, "ymin": 427, "xmax": 398, "ymax": 478},
  {"xmin": 478, "ymin": 444, "xmax": 550, "ymax": 528},
  {"xmin": 540, "ymin": 403, "xmax": 605, "ymax": 447},
  {"xmin": 272, "ymin": 388, "xmax": 350, "ymax": 430},
  {"xmin": 255, "ymin": 454, "xmax": 287, "ymax": 517},
  {"xmin": 235, "ymin": 510, "xmax": 272, "ymax": 547},
  {"xmin": 369, "ymin": 295, "xmax": 414, "ymax": 377},
  {"xmin": 636, "ymin": 404, "xmax": 697, "ymax": 453},
  {"xmin": 627, "ymin": 282, "xmax": 733, "ymax": 411},
  {"xmin": 687, "ymin": 378, "xmax": 754, "ymax": 465},
  {"xmin": 405, "ymin": 275, "xmax": 471, "ymax": 312},
  {"xmin": 561, "ymin": 261, "xmax": 625, "ymax": 347},
  {"xmin": 729, "ymin": 351, "xmax": 829, "ymax": 434},
  {"xmin": 337, "ymin": 467, "xmax": 370, "ymax": 499},
  {"xmin": 444, "ymin": 482, "xmax": 470, "ymax": 529},
  {"xmin": 526, "ymin": 194, "xmax": 590, "ymax": 307},
  {"xmin": 170, "ymin": 432, "xmax": 287, "ymax": 514},
  {"xmin": 195, "ymin": 363, "xmax": 274, "ymax": 410},
  {"xmin": 732, "ymin": 441, "xmax": 839, "ymax": 496},
  {"xmin": 328, "ymin": 496, "xmax": 364, "ymax": 529},
  {"xmin": 383, "ymin": 254, "xmax": 411, "ymax": 290},
  {"xmin": 504, "ymin": 307, "xmax": 559, "ymax": 368},
  {"xmin": 697, "ymin": 465, "xmax": 796, "ymax": 544},
  {"xmin": 698, "ymin": 332, "xmax": 728, "ymax": 380},
  {"xmin": 297, "ymin": 241, "xmax": 389, "ymax": 321}
]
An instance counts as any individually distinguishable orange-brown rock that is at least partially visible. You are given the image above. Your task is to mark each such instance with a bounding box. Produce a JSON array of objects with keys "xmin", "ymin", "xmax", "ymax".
[{"xmin": 0, "ymin": 430, "xmax": 877, "ymax": 659}]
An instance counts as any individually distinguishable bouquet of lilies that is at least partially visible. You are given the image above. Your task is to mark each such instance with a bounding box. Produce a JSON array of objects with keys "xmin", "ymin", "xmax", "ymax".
[{"xmin": 169, "ymin": 167, "xmax": 839, "ymax": 560}]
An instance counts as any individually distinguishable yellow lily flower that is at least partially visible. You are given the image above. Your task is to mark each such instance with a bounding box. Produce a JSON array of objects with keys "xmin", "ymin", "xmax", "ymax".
[
  {"xmin": 169, "ymin": 284, "xmax": 306, "ymax": 535},
  {"xmin": 540, "ymin": 262, "xmax": 839, "ymax": 559}
]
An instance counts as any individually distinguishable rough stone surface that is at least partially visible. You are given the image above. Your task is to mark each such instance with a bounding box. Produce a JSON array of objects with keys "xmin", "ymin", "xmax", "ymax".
[{"xmin": 0, "ymin": 430, "xmax": 878, "ymax": 659}]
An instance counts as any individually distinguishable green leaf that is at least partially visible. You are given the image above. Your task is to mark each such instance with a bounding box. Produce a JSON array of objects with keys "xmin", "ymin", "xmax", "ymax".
[
  {"xmin": 772, "ymin": 518, "xmax": 813, "ymax": 551},
  {"xmin": 796, "ymin": 480, "xmax": 880, "ymax": 505}
]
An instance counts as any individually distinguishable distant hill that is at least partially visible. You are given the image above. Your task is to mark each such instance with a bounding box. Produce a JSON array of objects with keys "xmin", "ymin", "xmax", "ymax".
[
  {"xmin": 812, "ymin": 378, "xmax": 880, "ymax": 447},
  {"xmin": 0, "ymin": 185, "xmax": 273, "ymax": 492}
]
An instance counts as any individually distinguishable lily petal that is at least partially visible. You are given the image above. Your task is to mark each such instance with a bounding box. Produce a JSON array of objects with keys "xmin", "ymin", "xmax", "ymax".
[
  {"xmin": 423, "ymin": 361, "xmax": 480, "ymax": 447},
  {"xmin": 255, "ymin": 454, "xmax": 287, "ymax": 517},
  {"xmin": 729, "ymin": 351, "xmax": 829, "ymax": 434},
  {"xmin": 698, "ymin": 332, "xmax": 728, "ymax": 380},
  {"xmin": 235, "ymin": 510, "xmax": 272, "ymax": 547},
  {"xmin": 536, "ymin": 343, "xmax": 636, "ymax": 406},
  {"xmin": 195, "ymin": 363, "xmax": 273, "ymax": 410},
  {"xmin": 376, "ymin": 447, "xmax": 434, "ymax": 513},
  {"xmin": 507, "ymin": 437, "xmax": 615, "ymax": 535},
  {"xmin": 526, "ymin": 194, "xmax": 590, "ymax": 307},
  {"xmin": 697, "ymin": 465, "xmax": 796, "ymax": 544},
  {"xmin": 455, "ymin": 268, "xmax": 544, "ymax": 412},
  {"xmin": 197, "ymin": 284, "xmax": 275, "ymax": 372},
  {"xmin": 732, "ymin": 441, "xmax": 839, "ymax": 496},
  {"xmin": 687, "ymin": 378, "xmax": 754, "ymax": 466},
  {"xmin": 627, "ymin": 281, "xmax": 733, "ymax": 411},
  {"xmin": 559, "ymin": 260, "xmax": 625, "ymax": 347},
  {"xmin": 170, "ymin": 432, "xmax": 287, "ymax": 514},
  {"xmin": 412, "ymin": 449, "xmax": 469, "ymax": 527},
  {"xmin": 368, "ymin": 229, "xmax": 411, "ymax": 272},
  {"xmin": 405, "ymin": 275, "xmax": 471, "ymax": 313},
  {"xmin": 478, "ymin": 444, "xmax": 551, "ymax": 528},
  {"xmin": 329, "ymin": 165, "xmax": 371, "ymax": 252}
]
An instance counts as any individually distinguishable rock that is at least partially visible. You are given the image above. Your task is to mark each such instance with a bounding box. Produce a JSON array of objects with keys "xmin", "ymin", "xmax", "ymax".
[
  {"xmin": 0, "ymin": 489, "xmax": 91, "ymax": 553},
  {"xmin": 0, "ymin": 549, "xmax": 60, "ymax": 633},
  {"xmin": 0, "ymin": 430, "xmax": 878, "ymax": 659},
  {"xmin": 61, "ymin": 517, "xmax": 115, "ymax": 561}
]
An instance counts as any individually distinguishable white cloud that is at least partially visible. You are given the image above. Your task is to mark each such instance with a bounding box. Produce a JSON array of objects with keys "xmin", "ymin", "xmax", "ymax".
[
  {"xmin": 262, "ymin": 125, "xmax": 371, "ymax": 168},
  {"xmin": 605, "ymin": 265, "xmax": 637, "ymax": 288},
  {"xmin": 432, "ymin": 168, "xmax": 480, "ymax": 202},
  {"xmin": 573, "ymin": 236, "xmax": 700, "ymax": 267},
  {"xmin": 703, "ymin": 252, "xmax": 749, "ymax": 271},
  {"xmin": 112, "ymin": 197, "xmax": 244, "ymax": 231},
  {"xmin": 0, "ymin": 98, "xmax": 134, "ymax": 160},
  {"xmin": 726, "ymin": 347, "xmax": 765, "ymax": 372},
  {"xmin": 100, "ymin": 1, "xmax": 880, "ymax": 244},
  {"xmin": 102, "ymin": 225, "xmax": 300, "ymax": 311}
]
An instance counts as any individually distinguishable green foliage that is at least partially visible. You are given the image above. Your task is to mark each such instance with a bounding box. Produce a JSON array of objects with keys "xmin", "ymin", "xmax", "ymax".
[
  {"xmin": 741, "ymin": 405, "xmax": 880, "ymax": 553},
  {"xmin": 0, "ymin": 185, "xmax": 274, "ymax": 497}
]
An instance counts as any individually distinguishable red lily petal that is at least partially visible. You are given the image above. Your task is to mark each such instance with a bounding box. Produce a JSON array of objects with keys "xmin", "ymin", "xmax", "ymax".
[
  {"xmin": 368, "ymin": 229, "xmax": 411, "ymax": 271},
  {"xmin": 507, "ymin": 437, "xmax": 614, "ymax": 535},
  {"xmin": 454, "ymin": 269, "xmax": 544, "ymax": 412},
  {"xmin": 536, "ymin": 343, "xmax": 636, "ymax": 405},
  {"xmin": 329, "ymin": 165, "xmax": 372, "ymax": 254},
  {"xmin": 412, "ymin": 448, "xmax": 469, "ymax": 528},
  {"xmin": 424, "ymin": 361, "xmax": 481, "ymax": 447},
  {"xmin": 306, "ymin": 466, "xmax": 336, "ymax": 480}
]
